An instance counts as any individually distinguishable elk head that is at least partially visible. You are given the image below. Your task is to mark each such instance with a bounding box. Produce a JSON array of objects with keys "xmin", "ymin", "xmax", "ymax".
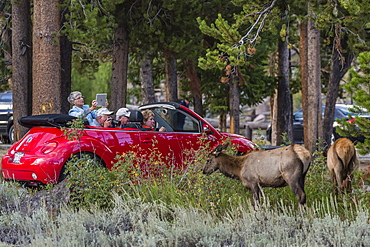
[{"xmin": 203, "ymin": 143, "xmax": 228, "ymax": 174}]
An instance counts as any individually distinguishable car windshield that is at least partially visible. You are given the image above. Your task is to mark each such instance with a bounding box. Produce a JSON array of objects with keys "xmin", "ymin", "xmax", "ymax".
[
  {"xmin": 336, "ymin": 104, "xmax": 368, "ymax": 116},
  {"xmin": 0, "ymin": 93, "xmax": 12, "ymax": 103},
  {"xmin": 151, "ymin": 107, "xmax": 201, "ymax": 132}
]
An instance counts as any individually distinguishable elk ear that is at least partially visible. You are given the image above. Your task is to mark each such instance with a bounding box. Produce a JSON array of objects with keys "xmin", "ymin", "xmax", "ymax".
[
  {"xmin": 221, "ymin": 143, "xmax": 229, "ymax": 150},
  {"xmin": 213, "ymin": 144, "xmax": 227, "ymax": 157}
]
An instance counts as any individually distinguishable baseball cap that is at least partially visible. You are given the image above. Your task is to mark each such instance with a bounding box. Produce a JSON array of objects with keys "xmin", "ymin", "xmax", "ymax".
[
  {"xmin": 116, "ymin": 108, "xmax": 131, "ymax": 120},
  {"xmin": 96, "ymin": 107, "xmax": 114, "ymax": 117}
]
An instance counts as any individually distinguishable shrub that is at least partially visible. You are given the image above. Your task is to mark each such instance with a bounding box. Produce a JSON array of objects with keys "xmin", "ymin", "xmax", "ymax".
[
  {"xmin": 63, "ymin": 138, "xmax": 255, "ymax": 214},
  {"xmin": 62, "ymin": 135, "xmax": 370, "ymax": 219}
]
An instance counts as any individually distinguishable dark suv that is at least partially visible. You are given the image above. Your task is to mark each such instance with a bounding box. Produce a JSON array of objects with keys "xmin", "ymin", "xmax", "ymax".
[{"xmin": 0, "ymin": 91, "xmax": 13, "ymax": 143}]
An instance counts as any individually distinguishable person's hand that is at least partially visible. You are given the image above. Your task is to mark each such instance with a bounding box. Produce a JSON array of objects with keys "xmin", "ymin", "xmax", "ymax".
[
  {"xmin": 159, "ymin": 126, "xmax": 166, "ymax": 132},
  {"xmin": 104, "ymin": 117, "xmax": 112, "ymax": 127},
  {"xmin": 104, "ymin": 99, "xmax": 109, "ymax": 107},
  {"xmin": 90, "ymin": 100, "xmax": 98, "ymax": 111}
]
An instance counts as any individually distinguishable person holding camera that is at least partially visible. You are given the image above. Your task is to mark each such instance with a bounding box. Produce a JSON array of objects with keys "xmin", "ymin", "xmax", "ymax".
[
  {"xmin": 115, "ymin": 108, "xmax": 131, "ymax": 128},
  {"xmin": 90, "ymin": 108, "xmax": 114, "ymax": 127}
]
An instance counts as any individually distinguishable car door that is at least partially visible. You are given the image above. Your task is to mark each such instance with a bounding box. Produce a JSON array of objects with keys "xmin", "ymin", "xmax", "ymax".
[
  {"xmin": 138, "ymin": 131, "xmax": 182, "ymax": 175},
  {"xmin": 142, "ymin": 107, "xmax": 191, "ymax": 168},
  {"xmin": 98, "ymin": 128, "xmax": 143, "ymax": 166},
  {"xmin": 151, "ymin": 106, "xmax": 219, "ymax": 165}
]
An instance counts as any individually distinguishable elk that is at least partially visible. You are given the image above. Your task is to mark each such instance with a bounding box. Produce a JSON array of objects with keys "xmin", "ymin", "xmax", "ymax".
[
  {"xmin": 327, "ymin": 138, "xmax": 359, "ymax": 193},
  {"xmin": 203, "ymin": 144, "xmax": 312, "ymax": 205}
]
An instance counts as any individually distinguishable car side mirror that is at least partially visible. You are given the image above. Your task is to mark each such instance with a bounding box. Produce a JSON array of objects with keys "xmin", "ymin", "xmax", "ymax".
[{"xmin": 203, "ymin": 124, "xmax": 212, "ymax": 134}]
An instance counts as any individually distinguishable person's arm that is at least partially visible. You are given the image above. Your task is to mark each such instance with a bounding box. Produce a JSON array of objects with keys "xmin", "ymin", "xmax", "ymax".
[
  {"xmin": 90, "ymin": 100, "xmax": 98, "ymax": 111},
  {"xmin": 68, "ymin": 106, "xmax": 83, "ymax": 117}
]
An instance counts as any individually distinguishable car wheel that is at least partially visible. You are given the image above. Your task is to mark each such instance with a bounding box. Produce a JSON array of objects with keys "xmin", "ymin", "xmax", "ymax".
[
  {"xmin": 8, "ymin": 125, "xmax": 14, "ymax": 144},
  {"xmin": 58, "ymin": 152, "xmax": 105, "ymax": 182}
]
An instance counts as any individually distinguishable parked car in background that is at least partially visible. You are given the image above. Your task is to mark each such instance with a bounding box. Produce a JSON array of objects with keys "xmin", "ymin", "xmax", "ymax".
[
  {"xmin": 1, "ymin": 102, "xmax": 259, "ymax": 186},
  {"xmin": 0, "ymin": 91, "xmax": 13, "ymax": 143},
  {"xmin": 266, "ymin": 104, "xmax": 369, "ymax": 144}
]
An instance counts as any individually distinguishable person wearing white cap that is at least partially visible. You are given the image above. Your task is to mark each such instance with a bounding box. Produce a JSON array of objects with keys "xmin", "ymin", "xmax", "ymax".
[
  {"xmin": 90, "ymin": 108, "xmax": 114, "ymax": 127},
  {"xmin": 115, "ymin": 108, "xmax": 131, "ymax": 128}
]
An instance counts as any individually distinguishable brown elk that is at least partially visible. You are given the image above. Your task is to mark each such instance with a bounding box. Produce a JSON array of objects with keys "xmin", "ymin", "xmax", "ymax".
[
  {"xmin": 327, "ymin": 138, "xmax": 359, "ymax": 193},
  {"xmin": 203, "ymin": 144, "xmax": 311, "ymax": 205}
]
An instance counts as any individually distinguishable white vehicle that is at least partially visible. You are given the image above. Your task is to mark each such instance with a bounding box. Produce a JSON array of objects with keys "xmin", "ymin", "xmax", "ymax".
[{"xmin": 0, "ymin": 91, "xmax": 13, "ymax": 143}]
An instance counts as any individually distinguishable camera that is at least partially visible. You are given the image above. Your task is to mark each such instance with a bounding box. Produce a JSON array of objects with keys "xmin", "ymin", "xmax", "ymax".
[
  {"xmin": 108, "ymin": 117, "xmax": 119, "ymax": 124},
  {"xmin": 106, "ymin": 117, "xmax": 119, "ymax": 127}
]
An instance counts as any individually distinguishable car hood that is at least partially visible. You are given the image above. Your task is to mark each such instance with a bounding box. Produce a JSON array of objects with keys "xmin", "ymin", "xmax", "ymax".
[
  {"xmin": 0, "ymin": 102, "xmax": 12, "ymax": 110},
  {"xmin": 221, "ymin": 132, "xmax": 259, "ymax": 150}
]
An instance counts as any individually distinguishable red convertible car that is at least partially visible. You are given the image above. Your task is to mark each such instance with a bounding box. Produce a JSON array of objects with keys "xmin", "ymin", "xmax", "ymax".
[{"xmin": 1, "ymin": 102, "xmax": 258, "ymax": 186}]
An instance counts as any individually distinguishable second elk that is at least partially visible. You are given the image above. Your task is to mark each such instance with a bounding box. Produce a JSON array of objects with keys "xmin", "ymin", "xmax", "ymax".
[
  {"xmin": 327, "ymin": 138, "xmax": 359, "ymax": 193},
  {"xmin": 203, "ymin": 144, "xmax": 311, "ymax": 205}
]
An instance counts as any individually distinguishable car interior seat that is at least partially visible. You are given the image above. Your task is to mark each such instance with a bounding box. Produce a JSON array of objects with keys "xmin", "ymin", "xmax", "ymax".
[{"xmin": 122, "ymin": 110, "xmax": 144, "ymax": 130}]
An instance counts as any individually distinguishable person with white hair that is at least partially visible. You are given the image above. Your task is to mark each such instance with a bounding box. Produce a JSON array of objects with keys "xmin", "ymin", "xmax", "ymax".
[
  {"xmin": 67, "ymin": 91, "xmax": 108, "ymax": 125},
  {"xmin": 90, "ymin": 108, "xmax": 114, "ymax": 127},
  {"xmin": 115, "ymin": 108, "xmax": 131, "ymax": 128}
]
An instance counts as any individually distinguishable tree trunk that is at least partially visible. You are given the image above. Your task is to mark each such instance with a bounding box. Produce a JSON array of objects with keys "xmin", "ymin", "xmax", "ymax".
[
  {"xmin": 229, "ymin": 70, "xmax": 240, "ymax": 134},
  {"xmin": 276, "ymin": 32, "xmax": 293, "ymax": 145},
  {"xmin": 219, "ymin": 113, "xmax": 226, "ymax": 132},
  {"xmin": 305, "ymin": 18, "xmax": 321, "ymax": 154},
  {"xmin": 1, "ymin": 10, "xmax": 12, "ymax": 85},
  {"xmin": 140, "ymin": 55, "xmax": 155, "ymax": 104},
  {"xmin": 300, "ymin": 21, "xmax": 309, "ymax": 149},
  {"xmin": 271, "ymin": 90, "xmax": 278, "ymax": 145},
  {"xmin": 11, "ymin": 0, "xmax": 32, "ymax": 141},
  {"xmin": 183, "ymin": 59, "xmax": 203, "ymax": 116},
  {"xmin": 321, "ymin": 30, "xmax": 354, "ymax": 148},
  {"xmin": 110, "ymin": 24, "xmax": 129, "ymax": 111},
  {"xmin": 33, "ymin": 0, "xmax": 62, "ymax": 114},
  {"xmin": 268, "ymin": 52, "xmax": 279, "ymax": 146},
  {"xmin": 164, "ymin": 49, "xmax": 178, "ymax": 102},
  {"xmin": 60, "ymin": 7, "xmax": 72, "ymax": 115}
]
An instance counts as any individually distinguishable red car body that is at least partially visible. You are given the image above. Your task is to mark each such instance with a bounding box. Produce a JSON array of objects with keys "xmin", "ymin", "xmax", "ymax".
[{"xmin": 1, "ymin": 102, "xmax": 258, "ymax": 185}]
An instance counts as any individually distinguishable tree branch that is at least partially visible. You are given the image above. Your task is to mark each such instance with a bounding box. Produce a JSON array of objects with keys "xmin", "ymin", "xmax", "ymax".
[{"xmin": 236, "ymin": 0, "xmax": 277, "ymax": 47}]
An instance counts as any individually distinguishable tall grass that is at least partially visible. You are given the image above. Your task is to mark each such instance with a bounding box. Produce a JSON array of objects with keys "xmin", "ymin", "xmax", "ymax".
[{"xmin": 0, "ymin": 191, "xmax": 369, "ymax": 246}]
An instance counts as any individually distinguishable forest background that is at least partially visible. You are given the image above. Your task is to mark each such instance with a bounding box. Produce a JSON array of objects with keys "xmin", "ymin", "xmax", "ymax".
[{"xmin": 0, "ymin": 0, "xmax": 369, "ymax": 154}]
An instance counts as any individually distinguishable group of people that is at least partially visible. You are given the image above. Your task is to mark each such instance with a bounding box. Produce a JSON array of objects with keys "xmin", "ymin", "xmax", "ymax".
[{"xmin": 67, "ymin": 91, "xmax": 165, "ymax": 131}]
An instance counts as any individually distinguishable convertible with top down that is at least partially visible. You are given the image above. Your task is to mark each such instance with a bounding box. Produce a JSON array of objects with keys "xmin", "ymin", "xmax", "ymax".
[{"xmin": 1, "ymin": 102, "xmax": 258, "ymax": 186}]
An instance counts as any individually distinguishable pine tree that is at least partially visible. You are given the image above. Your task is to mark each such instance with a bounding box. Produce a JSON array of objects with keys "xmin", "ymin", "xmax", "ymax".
[
  {"xmin": 32, "ymin": 0, "xmax": 62, "ymax": 114},
  {"xmin": 11, "ymin": 0, "xmax": 32, "ymax": 141},
  {"xmin": 337, "ymin": 51, "xmax": 370, "ymax": 155},
  {"xmin": 198, "ymin": 8, "xmax": 276, "ymax": 133}
]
